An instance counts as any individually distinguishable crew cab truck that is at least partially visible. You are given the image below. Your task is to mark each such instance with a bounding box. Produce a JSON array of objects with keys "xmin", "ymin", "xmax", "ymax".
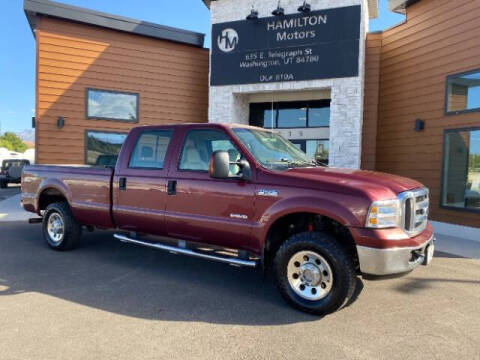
[{"xmin": 21, "ymin": 124, "xmax": 434, "ymax": 315}]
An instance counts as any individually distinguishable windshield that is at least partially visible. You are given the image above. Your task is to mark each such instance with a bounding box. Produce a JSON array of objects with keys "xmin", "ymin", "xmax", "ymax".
[{"xmin": 232, "ymin": 128, "xmax": 316, "ymax": 171}]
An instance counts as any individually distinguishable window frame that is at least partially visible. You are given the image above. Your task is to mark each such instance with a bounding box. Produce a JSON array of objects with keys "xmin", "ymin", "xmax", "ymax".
[
  {"xmin": 249, "ymin": 100, "xmax": 331, "ymax": 129},
  {"xmin": 444, "ymin": 68, "xmax": 480, "ymax": 116},
  {"xmin": 85, "ymin": 88, "xmax": 140, "ymax": 123},
  {"xmin": 177, "ymin": 128, "xmax": 242, "ymax": 174},
  {"xmin": 84, "ymin": 129, "xmax": 128, "ymax": 166},
  {"xmin": 440, "ymin": 126, "xmax": 480, "ymax": 214},
  {"xmin": 127, "ymin": 130, "xmax": 174, "ymax": 170}
]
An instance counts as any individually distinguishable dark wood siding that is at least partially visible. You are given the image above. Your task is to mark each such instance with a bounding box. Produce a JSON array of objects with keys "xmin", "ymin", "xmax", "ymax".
[
  {"xmin": 375, "ymin": 0, "xmax": 480, "ymax": 227},
  {"xmin": 36, "ymin": 17, "xmax": 209, "ymax": 164},
  {"xmin": 361, "ymin": 32, "xmax": 382, "ymax": 170}
]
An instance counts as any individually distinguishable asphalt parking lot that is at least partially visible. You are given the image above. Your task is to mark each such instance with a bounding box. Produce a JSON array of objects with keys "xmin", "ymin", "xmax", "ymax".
[
  {"xmin": 0, "ymin": 184, "xmax": 20, "ymax": 201},
  {"xmin": 0, "ymin": 222, "xmax": 479, "ymax": 360}
]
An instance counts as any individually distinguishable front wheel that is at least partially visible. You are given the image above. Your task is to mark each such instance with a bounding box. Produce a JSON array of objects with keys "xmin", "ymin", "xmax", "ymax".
[
  {"xmin": 273, "ymin": 231, "xmax": 357, "ymax": 315},
  {"xmin": 42, "ymin": 201, "xmax": 82, "ymax": 250}
]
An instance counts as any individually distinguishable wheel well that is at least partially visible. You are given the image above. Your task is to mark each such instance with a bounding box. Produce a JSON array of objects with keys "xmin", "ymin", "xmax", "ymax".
[
  {"xmin": 38, "ymin": 188, "xmax": 67, "ymax": 211},
  {"xmin": 263, "ymin": 213, "xmax": 359, "ymax": 271}
]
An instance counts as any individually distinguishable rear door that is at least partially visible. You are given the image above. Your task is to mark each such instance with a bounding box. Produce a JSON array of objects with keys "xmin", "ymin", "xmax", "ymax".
[
  {"xmin": 165, "ymin": 127, "xmax": 256, "ymax": 251},
  {"xmin": 112, "ymin": 128, "xmax": 177, "ymax": 236}
]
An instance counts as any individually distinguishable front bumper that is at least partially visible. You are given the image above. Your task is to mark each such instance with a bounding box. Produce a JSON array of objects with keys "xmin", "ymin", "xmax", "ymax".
[{"xmin": 356, "ymin": 235, "xmax": 435, "ymax": 276}]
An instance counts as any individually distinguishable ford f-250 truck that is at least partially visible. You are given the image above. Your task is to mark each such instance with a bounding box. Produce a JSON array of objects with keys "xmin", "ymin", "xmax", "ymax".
[{"xmin": 21, "ymin": 123, "xmax": 434, "ymax": 315}]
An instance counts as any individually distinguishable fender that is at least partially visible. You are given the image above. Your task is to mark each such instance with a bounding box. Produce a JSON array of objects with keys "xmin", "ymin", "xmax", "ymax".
[
  {"xmin": 251, "ymin": 194, "xmax": 367, "ymax": 252},
  {"xmin": 35, "ymin": 178, "xmax": 72, "ymax": 213}
]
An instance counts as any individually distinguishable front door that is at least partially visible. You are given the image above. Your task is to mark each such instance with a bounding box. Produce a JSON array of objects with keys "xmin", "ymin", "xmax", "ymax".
[
  {"xmin": 113, "ymin": 128, "xmax": 176, "ymax": 236},
  {"xmin": 165, "ymin": 128, "xmax": 256, "ymax": 250}
]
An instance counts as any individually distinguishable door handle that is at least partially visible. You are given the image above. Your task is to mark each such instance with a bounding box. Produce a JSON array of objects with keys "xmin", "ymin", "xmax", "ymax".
[
  {"xmin": 119, "ymin": 177, "xmax": 127, "ymax": 191},
  {"xmin": 167, "ymin": 180, "xmax": 177, "ymax": 195}
]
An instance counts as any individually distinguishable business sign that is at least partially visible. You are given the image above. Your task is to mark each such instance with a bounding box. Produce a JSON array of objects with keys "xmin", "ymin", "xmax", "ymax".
[{"xmin": 211, "ymin": 5, "xmax": 361, "ymax": 86}]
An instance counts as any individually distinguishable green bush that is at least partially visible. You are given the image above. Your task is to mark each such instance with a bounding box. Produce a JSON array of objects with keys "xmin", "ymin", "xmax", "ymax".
[{"xmin": 0, "ymin": 132, "xmax": 27, "ymax": 153}]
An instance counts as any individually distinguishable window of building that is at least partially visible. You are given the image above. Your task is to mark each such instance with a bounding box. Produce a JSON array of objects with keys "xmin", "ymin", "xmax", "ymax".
[
  {"xmin": 277, "ymin": 102, "xmax": 308, "ymax": 128},
  {"xmin": 250, "ymin": 100, "xmax": 330, "ymax": 129},
  {"xmin": 442, "ymin": 128, "xmax": 480, "ymax": 211},
  {"xmin": 446, "ymin": 69, "xmax": 480, "ymax": 114},
  {"xmin": 250, "ymin": 100, "xmax": 330, "ymax": 164},
  {"xmin": 309, "ymin": 104, "xmax": 331, "ymax": 127},
  {"xmin": 85, "ymin": 131, "xmax": 127, "ymax": 166},
  {"xmin": 179, "ymin": 129, "xmax": 240, "ymax": 175},
  {"xmin": 129, "ymin": 130, "xmax": 173, "ymax": 169},
  {"xmin": 86, "ymin": 88, "xmax": 139, "ymax": 122}
]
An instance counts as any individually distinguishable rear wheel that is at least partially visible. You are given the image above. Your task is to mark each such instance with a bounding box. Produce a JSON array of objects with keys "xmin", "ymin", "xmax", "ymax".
[
  {"xmin": 0, "ymin": 180, "xmax": 7, "ymax": 188},
  {"xmin": 273, "ymin": 231, "xmax": 356, "ymax": 315},
  {"xmin": 42, "ymin": 202, "xmax": 82, "ymax": 250}
]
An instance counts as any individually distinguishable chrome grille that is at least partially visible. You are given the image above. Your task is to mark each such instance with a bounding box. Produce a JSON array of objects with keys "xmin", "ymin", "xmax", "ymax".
[{"xmin": 398, "ymin": 188, "xmax": 429, "ymax": 236}]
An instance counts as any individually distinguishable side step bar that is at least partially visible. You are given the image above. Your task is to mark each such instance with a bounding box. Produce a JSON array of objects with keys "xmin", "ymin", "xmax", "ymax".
[{"xmin": 114, "ymin": 233, "xmax": 258, "ymax": 268}]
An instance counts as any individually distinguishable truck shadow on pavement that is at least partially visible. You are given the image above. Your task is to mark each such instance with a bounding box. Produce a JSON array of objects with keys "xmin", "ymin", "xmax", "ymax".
[{"xmin": 0, "ymin": 222, "xmax": 363, "ymax": 325}]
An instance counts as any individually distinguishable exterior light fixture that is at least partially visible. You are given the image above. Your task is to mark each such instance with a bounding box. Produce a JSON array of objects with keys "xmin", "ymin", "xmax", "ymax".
[
  {"xmin": 298, "ymin": 1, "xmax": 311, "ymax": 13},
  {"xmin": 272, "ymin": 1, "xmax": 285, "ymax": 16},
  {"xmin": 414, "ymin": 118, "xmax": 425, "ymax": 132},
  {"xmin": 246, "ymin": 6, "xmax": 259, "ymax": 20},
  {"xmin": 57, "ymin": 116, "xmax": 65, "ymax": 129}
]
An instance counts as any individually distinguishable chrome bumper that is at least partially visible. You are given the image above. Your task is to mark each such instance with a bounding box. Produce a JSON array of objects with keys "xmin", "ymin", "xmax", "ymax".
[{"xmin": 356, "ymin": 235, "xmax": 435, "ymax": 276}]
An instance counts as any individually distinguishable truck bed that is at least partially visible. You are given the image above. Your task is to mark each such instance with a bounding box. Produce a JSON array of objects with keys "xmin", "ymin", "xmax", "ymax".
[{"xmin": 21, "ymin": 164, "xmax": 114, "ymax": 228}]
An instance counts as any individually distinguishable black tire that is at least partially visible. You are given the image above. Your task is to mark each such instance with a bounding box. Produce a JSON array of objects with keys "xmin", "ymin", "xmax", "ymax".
[
  {"xmin": 0, "ymin": 180, "xmax": 7, "ymax": 189},
  {"xmin": 42, "ymin": 201, "xmax": 82, "ymax": 250},
  {"xmin": 273, "ymin": 231, "xmax": 356, "ymax": 316}
]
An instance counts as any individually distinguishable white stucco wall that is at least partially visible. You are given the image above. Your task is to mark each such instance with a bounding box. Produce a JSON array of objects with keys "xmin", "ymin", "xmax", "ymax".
[{"xmin": 208, "ymin": 0, "xmax": 369, "ymax": 169}]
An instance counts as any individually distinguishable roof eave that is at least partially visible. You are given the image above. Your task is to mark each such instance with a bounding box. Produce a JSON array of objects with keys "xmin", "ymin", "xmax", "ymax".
[
  {"xmin": 24, "ymin": 0, "xmax": 205, "ymax": 47},
  {"xmin": 388, "ymin": 0, "xmax": 421, "ymax": 14}
]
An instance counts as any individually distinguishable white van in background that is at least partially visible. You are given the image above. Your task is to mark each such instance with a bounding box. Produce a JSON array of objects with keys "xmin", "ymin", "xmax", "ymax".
[{"xmin": 0, "ymin": 147, "xmax": 35, "ymax": 164}]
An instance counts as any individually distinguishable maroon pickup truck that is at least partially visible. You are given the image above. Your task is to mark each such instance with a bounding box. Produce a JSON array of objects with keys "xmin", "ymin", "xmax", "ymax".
[{"xmin": 21, "ymin": 123, "xmax": 434, "ymax": 315}]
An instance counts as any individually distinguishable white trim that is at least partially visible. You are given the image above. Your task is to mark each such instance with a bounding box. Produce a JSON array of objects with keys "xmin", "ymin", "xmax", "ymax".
[{"xmin": 430, "ymin": 220, "xmax": 480, "ymax": 243}]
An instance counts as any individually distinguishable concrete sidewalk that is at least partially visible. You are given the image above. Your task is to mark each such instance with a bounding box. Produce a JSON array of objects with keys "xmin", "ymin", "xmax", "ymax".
[{"xmin": 0, "ymin": 192, "xmax": 478, "ymax": 259}]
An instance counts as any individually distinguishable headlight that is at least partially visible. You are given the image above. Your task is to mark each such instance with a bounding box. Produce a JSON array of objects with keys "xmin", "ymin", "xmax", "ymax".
[{"xmin": 366, "ymin": 199, "xmax": 402, "ymax": 228}]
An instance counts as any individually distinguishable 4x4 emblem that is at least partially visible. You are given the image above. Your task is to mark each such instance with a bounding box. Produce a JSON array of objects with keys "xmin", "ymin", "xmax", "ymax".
[{"xmin": 257, "ymin": 189, "xmax": 279, "ymax": 197}]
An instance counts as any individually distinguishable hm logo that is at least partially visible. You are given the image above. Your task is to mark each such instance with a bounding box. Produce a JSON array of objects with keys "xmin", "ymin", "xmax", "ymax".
[{"xmin": 217, "ymin": 28, "xmax": 239, "ymax": 53}]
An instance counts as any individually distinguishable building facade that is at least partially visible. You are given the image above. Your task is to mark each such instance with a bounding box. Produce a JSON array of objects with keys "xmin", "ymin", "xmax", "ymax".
[
  {"xmin": 25, "ymin": 0, "xmax": 209, "ymax": 165},
  {"xmin": 206, "ymin": 0, "xmax": 375, "ymax": 169},
  {"xmin": 24, "ymin": 0, "xmax": 479, "ymax": 230}
]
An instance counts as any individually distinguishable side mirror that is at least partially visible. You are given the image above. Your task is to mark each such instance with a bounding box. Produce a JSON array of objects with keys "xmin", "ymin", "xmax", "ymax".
[
  {"xmin": 209, "ymin": 151, "xmax": 230, "ymax": 179},
  {"xmin": 209, "ymin": 151, "xmax": 251, "ymax": 181}
]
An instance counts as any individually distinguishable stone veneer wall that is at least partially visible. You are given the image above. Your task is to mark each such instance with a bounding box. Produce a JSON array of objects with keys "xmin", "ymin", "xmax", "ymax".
[{"xmin": 208, "ymin": 0, "xmax": 370, "ymax": 169}]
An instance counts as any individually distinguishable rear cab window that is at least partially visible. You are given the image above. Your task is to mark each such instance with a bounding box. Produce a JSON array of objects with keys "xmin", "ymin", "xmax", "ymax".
[{"xmin": 129, "ymin": 130, "xmax": 173, "ymax": 169}]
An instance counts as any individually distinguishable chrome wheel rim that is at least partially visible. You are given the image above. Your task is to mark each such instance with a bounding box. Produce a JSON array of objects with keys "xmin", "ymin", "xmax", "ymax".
[
  {"xmin": 287, "ymin": 250, "xmax": 333, "ymax": 301},
  {"xmin": 47, "ymin": 213, "xmax": 64, "ymax": 244}
]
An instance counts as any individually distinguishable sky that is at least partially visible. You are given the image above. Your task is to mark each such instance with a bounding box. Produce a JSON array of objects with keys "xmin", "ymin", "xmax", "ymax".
[{"xmin": 0, "ymin": 0, "xmax": 404, "ymax": 135}]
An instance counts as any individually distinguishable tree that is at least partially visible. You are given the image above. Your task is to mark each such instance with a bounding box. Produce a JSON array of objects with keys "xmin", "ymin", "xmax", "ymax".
[{"xmin": 0, "ymin": 132, "xmax": 27, "ymax": 153}]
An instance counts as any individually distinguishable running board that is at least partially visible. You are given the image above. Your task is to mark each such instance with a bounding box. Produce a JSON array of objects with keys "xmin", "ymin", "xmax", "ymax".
[{"xmin": 114, "ymin": 233, "xmax": 257, "ymax": 268}]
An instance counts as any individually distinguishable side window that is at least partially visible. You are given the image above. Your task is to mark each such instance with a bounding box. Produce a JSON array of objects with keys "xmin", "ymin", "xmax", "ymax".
[
  {"xmin": 129, "ymin": 130, "xmax": 173, "ymax": 169},
  {"xmin": 179, "ymin": 129, "xmax": 241, "ymax": 175}
]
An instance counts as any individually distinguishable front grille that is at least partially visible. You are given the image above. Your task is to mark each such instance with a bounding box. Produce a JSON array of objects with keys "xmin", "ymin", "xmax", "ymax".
[{"xmin": 399, "ymin": 188, "xmax": 429, "ymax": 236}]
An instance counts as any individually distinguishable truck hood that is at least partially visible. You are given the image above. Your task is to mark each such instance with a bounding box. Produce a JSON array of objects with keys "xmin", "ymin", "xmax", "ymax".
[{"xmin": 283, "ymin": 167, "xmax": 423, "ymax": 200}]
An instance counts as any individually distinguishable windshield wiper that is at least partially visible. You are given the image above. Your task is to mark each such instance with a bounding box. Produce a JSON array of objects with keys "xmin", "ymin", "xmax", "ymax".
[{"xmin": 279, "ymin": 158, "xmax": 314, "ymax": 168}]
